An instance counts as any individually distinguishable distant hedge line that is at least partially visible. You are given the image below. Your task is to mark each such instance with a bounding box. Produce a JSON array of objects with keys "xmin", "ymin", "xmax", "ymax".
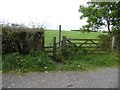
[{"xmin": 2, "ymin": 26, "xmax": 44, "ymax": 54}]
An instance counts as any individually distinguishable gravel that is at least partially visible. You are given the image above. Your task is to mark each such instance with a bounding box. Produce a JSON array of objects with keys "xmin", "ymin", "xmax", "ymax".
[{"xmin": 2, "ymin": 67, "xmax": 118, "ymax": 88}]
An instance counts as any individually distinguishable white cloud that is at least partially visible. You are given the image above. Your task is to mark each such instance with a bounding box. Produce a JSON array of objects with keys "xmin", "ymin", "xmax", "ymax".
[{"xmin": 0, "ymin": 0, "xmax": 89, "ymax": 30}]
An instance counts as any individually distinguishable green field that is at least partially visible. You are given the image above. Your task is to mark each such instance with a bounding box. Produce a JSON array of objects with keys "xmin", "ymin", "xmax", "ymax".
[{"xmin": 44, "ymin": 30, "xmax": 107, "ymax": 46}]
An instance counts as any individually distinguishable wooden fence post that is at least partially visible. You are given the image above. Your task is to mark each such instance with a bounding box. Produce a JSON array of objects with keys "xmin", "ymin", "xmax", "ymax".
[
  {"xmin": 62, "ymin": 36, "xmax": 66, "ymax": 49},
  {"xmin": 53, "ymin": 37, "xmax": 56, "ymax": 60},
  {"xmin": 111, "ymin": 36, "xmax": 115, "ymax": 51}
]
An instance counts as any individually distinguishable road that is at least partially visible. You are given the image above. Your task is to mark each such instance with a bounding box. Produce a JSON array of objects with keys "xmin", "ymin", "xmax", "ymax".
[{"xmin": 2, "ymin": 67, "xmax": 118, "ymax": 88}]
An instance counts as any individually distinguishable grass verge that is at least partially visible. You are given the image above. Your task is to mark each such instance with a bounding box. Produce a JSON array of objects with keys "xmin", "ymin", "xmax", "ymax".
[
  {"xmin": 2, "ymin": 52, "xmax": 118, "ymax": 73},
  {"xmin": 55, "ymin": 52, "xmax": 118, "ymax": 71}
]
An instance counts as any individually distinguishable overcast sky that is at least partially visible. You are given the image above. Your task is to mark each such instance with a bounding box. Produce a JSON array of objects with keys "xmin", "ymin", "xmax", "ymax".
[{"xmin": 0, "ymin": 0, "xmax": 90, "ymax": 30}]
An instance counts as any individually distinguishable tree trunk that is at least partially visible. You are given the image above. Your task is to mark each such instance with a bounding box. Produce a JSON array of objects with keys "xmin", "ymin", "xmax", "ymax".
[{"xmin": 107, "ymin": 20, "xmax": 111, "ymax": 34}]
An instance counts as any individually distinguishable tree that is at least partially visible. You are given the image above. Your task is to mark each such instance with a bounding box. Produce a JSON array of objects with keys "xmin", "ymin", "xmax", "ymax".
[{"xmin": 79, "ymin": 2, "xmax": 120, "ymax": 33}]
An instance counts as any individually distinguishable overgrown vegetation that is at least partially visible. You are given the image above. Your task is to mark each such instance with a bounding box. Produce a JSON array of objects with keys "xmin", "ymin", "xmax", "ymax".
[{"xmin": 2, "ymin": 52, "xmax": 55, "ymax": 73}]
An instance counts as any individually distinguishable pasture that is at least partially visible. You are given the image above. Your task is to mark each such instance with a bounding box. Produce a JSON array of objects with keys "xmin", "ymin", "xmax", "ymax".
[{"xmin": 44, "ymin": 30, "xmax": 107, "ymax": 46}]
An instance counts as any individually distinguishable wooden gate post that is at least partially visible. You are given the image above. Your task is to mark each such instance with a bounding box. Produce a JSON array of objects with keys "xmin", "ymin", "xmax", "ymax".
[
  {"xmin": 59, "ymin": 25, "xmax": 61, "ymax": 50},
  {"xmin": 53, "ymin": 37, "xmax": 56, "ymax": 60}
]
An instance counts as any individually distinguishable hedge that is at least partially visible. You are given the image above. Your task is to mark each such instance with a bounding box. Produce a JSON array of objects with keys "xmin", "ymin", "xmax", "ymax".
[{"xmin": 2, "ymin": 26, "xmax": 44, "ymax": 54}]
